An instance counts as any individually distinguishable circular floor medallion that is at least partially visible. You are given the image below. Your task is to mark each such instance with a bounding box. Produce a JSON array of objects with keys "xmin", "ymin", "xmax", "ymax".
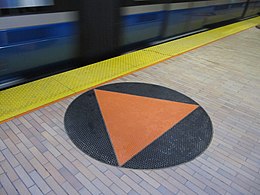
[{"xmin": 64, "ymin": 82, "xmax": 213, "ymax": 169}]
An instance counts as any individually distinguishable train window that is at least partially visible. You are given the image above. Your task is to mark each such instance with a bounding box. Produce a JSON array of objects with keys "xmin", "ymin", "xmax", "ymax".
[
  {"xmin": 122, "ymin": 0, "xmax": 171, "ymax": 6},
  {"xmin": 0, "ymin": 0, "xmax": 54, "ymax": 9},
  {"xmin": 231, "ymin": 3, "xmax": 244, "ymax": 8},
  {"xmin": 214, "ymin": 4, "xmax": 229, "ymax": 11},
  {"xmin": 0, "ymin": 0, "xmax": 79, "ymax": 17},
  {"xmin": 121, "ymin": 0, "xmax": 212, "ymax": 7}
]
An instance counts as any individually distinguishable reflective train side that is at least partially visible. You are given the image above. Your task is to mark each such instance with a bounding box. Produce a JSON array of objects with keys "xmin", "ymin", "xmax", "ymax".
[
  {"xmin": 0, "ymin": 0, "xmax": 79, "ymax": 86},
  {"xmin": 120, "ymin": 0, "xmax": 260, "ymax": 46},
  {"xmin": 0, "ymin": 11, "xmax": 78, "ymax": 78},
  {"xmin": 0, "ymin": 0, "xmax": 259, "ymax": 88}
]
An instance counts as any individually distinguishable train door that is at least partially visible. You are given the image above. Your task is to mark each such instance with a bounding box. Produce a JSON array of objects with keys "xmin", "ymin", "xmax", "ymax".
[
  {"xmin": 79, "ymin": 0, "xmax": 121, "ymax": 63},
  {"xmin": 163, "ymin": 0, "xmax": 210, "ymax": 38},
  {"xmin": 120, "ymin": 0, "xmax": 170, "ymax": 48}
]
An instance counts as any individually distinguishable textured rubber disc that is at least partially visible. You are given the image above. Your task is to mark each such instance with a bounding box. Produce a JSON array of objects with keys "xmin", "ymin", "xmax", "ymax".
[{"xmin": 64, "ymin": 82, "xmax": 213, "ymax": 169}]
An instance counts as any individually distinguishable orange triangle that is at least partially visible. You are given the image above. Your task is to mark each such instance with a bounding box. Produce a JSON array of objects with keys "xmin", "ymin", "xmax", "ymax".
[{"xmin": 95, "ymin": 89, "xmax": 198, "ymax": 166}]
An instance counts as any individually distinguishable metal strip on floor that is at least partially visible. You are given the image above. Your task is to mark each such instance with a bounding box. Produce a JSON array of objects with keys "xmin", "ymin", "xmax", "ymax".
[{"xmin": 0, "ymin": 16, "xmax": 259, "ymax": 123}]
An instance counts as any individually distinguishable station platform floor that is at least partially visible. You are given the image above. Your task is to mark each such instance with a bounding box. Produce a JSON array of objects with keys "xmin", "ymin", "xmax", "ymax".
[{"xmin": 0, "ymin": 17, "xmax": 260, "ymax": 194}]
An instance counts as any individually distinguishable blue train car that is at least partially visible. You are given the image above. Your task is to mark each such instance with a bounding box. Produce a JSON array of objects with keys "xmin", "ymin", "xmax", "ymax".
[
  {"xmin": 120, "ymin": 3, "xmax": 167, "ymax": 46},
  {"xmin": 120, "ymin": 0, "xmax": 250, "ymax": 40},
  {"xmin": 163, "ymin": 1, "xmax": 212, "ymax": 38},
  {"xmin": 0, "ymin": 0, "xmax": 259, "ymax": 88},
  {"xmin": 0, "ymin": 0, "xmax": 79, "ymax": 86}
]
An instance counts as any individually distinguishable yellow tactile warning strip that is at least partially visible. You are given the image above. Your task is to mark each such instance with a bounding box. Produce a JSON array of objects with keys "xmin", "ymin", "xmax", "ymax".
[{"xmin": 0, "ymin": 16, "xmax": 259, "ymax": 123}]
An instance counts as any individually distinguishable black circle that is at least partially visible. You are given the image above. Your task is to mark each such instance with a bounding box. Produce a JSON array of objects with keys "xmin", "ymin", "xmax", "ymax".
[{"xmin": 64, "ymin": 82, "xmax": 213, "ymax": 169}]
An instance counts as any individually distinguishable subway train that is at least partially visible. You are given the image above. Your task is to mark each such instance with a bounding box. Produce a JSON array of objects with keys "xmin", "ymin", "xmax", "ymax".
[{"xmin": 0, "ymin": 0, "xmax": 260, "ymax": 88}]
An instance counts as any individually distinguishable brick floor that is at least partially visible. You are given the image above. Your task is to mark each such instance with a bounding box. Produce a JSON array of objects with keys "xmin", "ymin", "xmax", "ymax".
[{"xmin": 1, "ymin": 28, "xmax": 260, "ymax": 194}]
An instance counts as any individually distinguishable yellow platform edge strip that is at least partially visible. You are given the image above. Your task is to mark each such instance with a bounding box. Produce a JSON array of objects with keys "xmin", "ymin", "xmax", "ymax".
[{"xmin": 0, "ymin": 16, "xmax": 259, "ymax": 123}]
